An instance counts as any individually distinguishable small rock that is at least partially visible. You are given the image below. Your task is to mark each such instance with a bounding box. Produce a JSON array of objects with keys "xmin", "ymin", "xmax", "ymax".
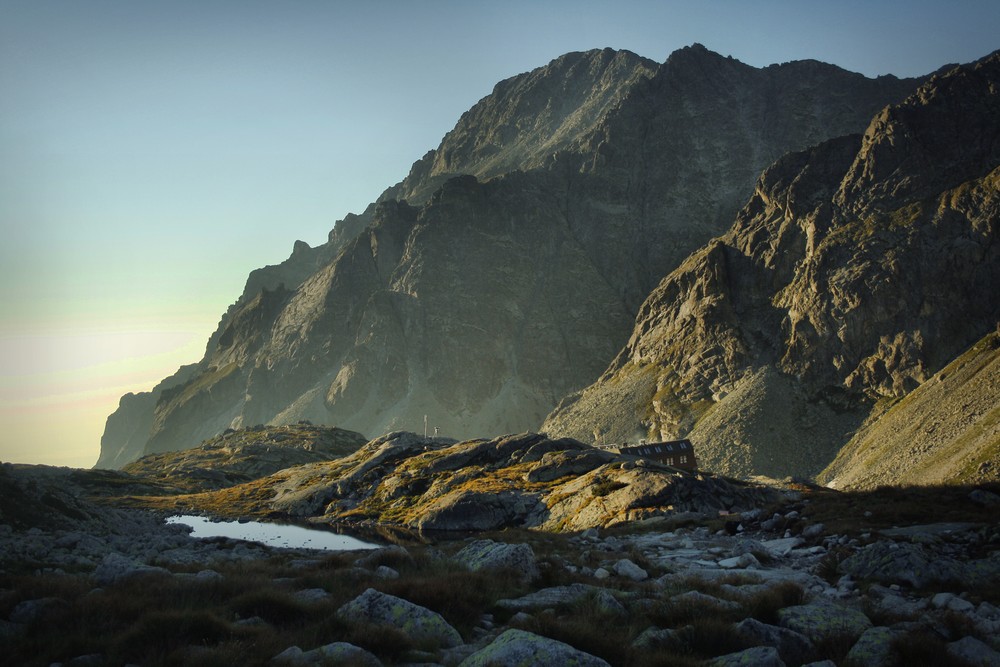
[
  {"xmin": 594, "ymin": 567, "xmax": 610, "ymax": 580},
  {"xmin": 632, "ymin": 626, "xmax": 687, "ymax": 650},
  {"xmin": 802, "ymin": 523, "xmax": 825, "ymax": 539},
  {"xmin": 613, "ymin": 558, "xmax": 648, "ymax": 581},
  {"xmin": 310, "ymin": 642, "xmax": 382, "ymax": 667},
  {"xmin": 670, "ymin": 590, "xmax": 741, "ymax": 613},
  {"xmin": 931, "ymin": 592, "xmax": 975, "ymax": 613},
  {"xmin": 978, "ymin": 601, "xmax": 1000, "ymax": 622},
  {"xmin": 271, "ymin": 646, "xmax": 306, "ymax": 665},
  {"xmin": 293, "ymin": 588, "xmax": 330, "ymax": 603},
  {"xmin": 762, "ymin": 537, "xmax": 805, "ymax": 556},
  {"xmin": 718, "ymin": 552, "xmax": 760, "ymax": 569},
  {"xmin": 594, "ymin": 589, "xmax": 627, "ymax": 616},
  {"xmin": 866, "ymin": 584, "xmax": 926, "ymax": 617},
  {"xmin": 374, "ymin": 565, "xmax": 399, "ymax": 579},
  {"xmin": 509, "ymin": 611, "xmax": 533, "ymax": 625},
  {"xmin": 497, "ymin": 584, "xmax": 602, "ymax": 611},
  {"xmin": 709, "ymin": 645, "xmax": 785, "ymax": 667}
]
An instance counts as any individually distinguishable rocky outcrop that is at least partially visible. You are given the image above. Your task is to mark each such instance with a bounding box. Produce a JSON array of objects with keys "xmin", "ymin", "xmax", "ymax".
[
  {"xmin": 544, "ymin": 52, "xmax": 1000, "ymax": 481},
  {"xmin": 121, "ymin": 424, "xmax": 368, "ymax": 492},
  {"xmin": 175, "ymin": 432, "xmax": 782, "ymax": 532},
  {"xmin": 100, "ymin": 45, "xmax": 921, "ymax": 467},
  {"xmin": 95, "ymin": 363, "xmax": 198, "ymax": 469}
]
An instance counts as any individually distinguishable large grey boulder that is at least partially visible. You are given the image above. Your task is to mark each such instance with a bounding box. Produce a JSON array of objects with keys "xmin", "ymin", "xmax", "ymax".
[
  {"xmin": 838, "ymin": 541, "xmax": 963, "ymax": 588},
  {"xmin": 947, "ymin": 636, "xmax": 1000, "ymax": 667},
  {"xmin": 336, "ymin": 588, "xmax": 462, "ymax": 649},
  {"xmin": 734, "ymin": 617, "xmax": 816, "ymax": 665},
  {"xmin": 613, "ymin": 558, "xmax": 648, "ymax": 581},
  {"xmin": 453, "ymin": 539, "xmax": 539, "ymax": 582},
  {"xmin": 497, "ymin": 584, "xmax": 604, "ymax": 612},
  {"xmin": 777, "ymin": 601, "xmax": 872, "ymax": 646},
  {"xmin": 844, "ymin": 626, "xmax": 898, "ymax": 667},
  {"xmin": 840, "ymin": 540, "xmax": 1000, "ymax": 590},
  {"xmin": 459, "ymin": 628, "xmax": 610, "ymax": 667}
]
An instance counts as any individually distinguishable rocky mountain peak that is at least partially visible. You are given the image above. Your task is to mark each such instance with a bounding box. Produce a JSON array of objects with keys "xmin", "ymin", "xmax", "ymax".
[
  {"xmin": 837, "ymin": 50, "xmax": 1000, "ymax": 214},
  {"xmin": 382, "ymin": 47, "xmax": 660, "ymax": 206},
  {"xmin": 99, "ymin": 45, "xmax": 927, "ymax": 468},
  {"xmin": 544, "ymin": 50, "xmax": 1000, "ymax": 481}
]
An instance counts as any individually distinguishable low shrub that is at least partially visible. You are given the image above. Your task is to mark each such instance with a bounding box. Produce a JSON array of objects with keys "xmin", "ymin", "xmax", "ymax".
[
  {"xmin": 682, "ymin": 616, "xmax": 753, "ymax": 658},
  {"xmin": 742, "ymin": 581, "xmax": 805, "ymax": 623},
  {"xmin": 379, "ymin": 566, "xmax": 526, "ymax": 635},
  {"xmin": 114, "ymin": 610, "xmax": 233, "ymax": 662},
  {"xmin": 229, "ymin": 589, "xmax": 315, "ymax": 626},
  {"xmin": 592, "ymin": 477, "xmax": 629, "ymax": 497},
  {"xmin": 890, "ymin": 631, "xmax": 975, "ymax": 667},
  {"xmin": 520, "ymin": 607, "xmax": 643, "ymax": 665}
]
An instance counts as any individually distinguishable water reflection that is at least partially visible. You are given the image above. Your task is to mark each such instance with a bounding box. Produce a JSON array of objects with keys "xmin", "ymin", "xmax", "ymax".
[{"xmin": 166, "ymin": 515, "xmax": 379, "ymax": 551}]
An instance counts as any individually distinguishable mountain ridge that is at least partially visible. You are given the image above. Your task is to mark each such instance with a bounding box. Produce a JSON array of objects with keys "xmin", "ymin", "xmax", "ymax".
[
  {"xmin": 99, "ymin": 44, "xmax": 923, "ymax": 469},
  {"xmin": 543, "ymin": 51, "xmax": 1000, "ymax": 481}
]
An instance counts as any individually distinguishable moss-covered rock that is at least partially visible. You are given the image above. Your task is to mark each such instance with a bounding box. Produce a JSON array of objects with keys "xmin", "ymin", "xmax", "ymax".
[
  {"xmin": 777, "ymin": 601, "xmax": 872, "ymax": 646},
  {"xmin": 336, "ymin": 588, "xmax": 462, "ymax": 649},
  {"xmin": 453, "ymin": 539, "xmax": 539, "ymax": 581},
  {"xmin": 459, "ymin": 628, "xmax": 610, "ymax": 667}
]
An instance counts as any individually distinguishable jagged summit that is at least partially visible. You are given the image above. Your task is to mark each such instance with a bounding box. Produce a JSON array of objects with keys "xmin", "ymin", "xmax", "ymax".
[
  {"xmin": 99, "ymin": 44, "xmax": 923, "ymax": 469},
  {"xmin": 378, "ymin": 47, "xmax": 659, "ymax": 206},
  {"xmin": 544, "ymin": 50, "xmax": 1000, "ymax": 482}
]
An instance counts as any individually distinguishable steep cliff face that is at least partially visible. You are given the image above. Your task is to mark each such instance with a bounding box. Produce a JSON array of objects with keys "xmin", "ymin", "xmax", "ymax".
[
  {"xmin": 99, "ymin": 45, "xmax": 922, "ymax": 467},
  {"xmin": 544, "ymin": 53, "xmax": 1000, "ymax": 480}
]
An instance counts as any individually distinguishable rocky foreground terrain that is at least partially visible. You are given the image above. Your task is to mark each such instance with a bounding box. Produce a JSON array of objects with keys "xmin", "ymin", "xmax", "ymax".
[
  {"xmin": 147, "ymin": 432, "xmax": 783, "ymax": 534},
  {"xmin": 4, "ymin": 434, "xmax": 1000, "ymax": 666},
  {"xmin": 121, "ymin": 423, "xmax": 368, "ymax": 493}
]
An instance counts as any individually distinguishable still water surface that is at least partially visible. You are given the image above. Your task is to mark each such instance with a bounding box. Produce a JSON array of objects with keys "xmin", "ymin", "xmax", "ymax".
[{"xmin": 166, "ymin": 515, "xmax": 378, "ymax": 551}]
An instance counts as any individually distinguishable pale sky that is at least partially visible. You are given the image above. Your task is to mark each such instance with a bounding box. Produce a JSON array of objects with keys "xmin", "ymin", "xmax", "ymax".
[{"xmin": 1, "ymin": 0, "xmax": 998, "ymax": 468}]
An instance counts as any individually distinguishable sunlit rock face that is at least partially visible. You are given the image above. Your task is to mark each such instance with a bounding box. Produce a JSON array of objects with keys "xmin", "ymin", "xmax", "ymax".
[
  {"xmin": 544, "ymin": 53, "xmax": 1000, "ymax": 481},
  {"xmin": 99, "ymin": 45, "xmax": 920, "ymax": 467}
]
